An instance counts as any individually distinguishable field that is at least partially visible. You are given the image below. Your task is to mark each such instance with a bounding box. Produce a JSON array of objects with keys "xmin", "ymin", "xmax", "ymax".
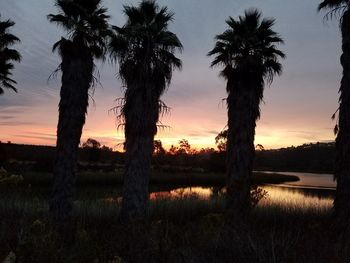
[{"xmin": 1, "ymin": 171, "xmax": 348, "ymax": 263}]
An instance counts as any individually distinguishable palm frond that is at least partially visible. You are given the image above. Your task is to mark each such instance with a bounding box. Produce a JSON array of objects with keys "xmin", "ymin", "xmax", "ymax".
[
  {"xmin": 49, "ymin": 0, "xmax": 111, "ymax": 60},
  {"xmin": 0, "ymin": 19, "xmax": 15, "ymax": 32},
  {"xmin": 318, "ymin": 0, "xmax": 348, "ymax": 22},
  {"xmin": 1, "ymin": 48, "xmax": 21, "ymax": 62},
  {"xmin": 0, "ymin": 33, "xmax": 20, "ymax": 49},
  {"xmin": 0, "ymin": 15, "xmax": 20, "ymax": 94},
  {"xmin": 318, "ymin": 0, "xmax": 347, "ymax": 11},
  {"xmin": 208, "ymin": 9, "xmax": 285, "ymax": 86},
  {"xmin": 109, "ymin": 0, "xmax": 182, "ymax": 126}
]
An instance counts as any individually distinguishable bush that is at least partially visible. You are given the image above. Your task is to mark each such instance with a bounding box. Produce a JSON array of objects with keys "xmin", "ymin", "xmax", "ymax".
[{"xmin": 0, "ymin": 167, "xmax": 23, "ymax": 186}]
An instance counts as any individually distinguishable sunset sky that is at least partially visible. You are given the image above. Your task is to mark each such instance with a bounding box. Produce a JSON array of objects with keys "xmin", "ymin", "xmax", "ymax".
[{"xmin": 0, "ymin": 0, "xmax": 342, "ymax": 150}]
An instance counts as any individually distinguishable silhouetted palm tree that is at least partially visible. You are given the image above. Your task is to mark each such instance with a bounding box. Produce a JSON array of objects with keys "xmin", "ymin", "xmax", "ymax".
[
  {"xmin": 208, "ymin": 9, "xmax": 285, "ymax": 214},
  {"xmin": 48, "ymin": 0, "xmax": 110, "ymax": 222},
  {"xmin": 318, "ymin": 0, "xmax": 350, "ymax": 227},
  {"xmin": 0, "ymin": 15, "xmax": 21, "ymax": 95},
  {"xmin": 109, "ymin": 0, "xmax": 182, "ymax": 221}
]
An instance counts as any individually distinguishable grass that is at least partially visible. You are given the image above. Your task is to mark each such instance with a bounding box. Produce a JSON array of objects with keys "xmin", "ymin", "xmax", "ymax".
[{"xmin": 1, "ymin": 184, "xmax": 348, "ymax": 263}]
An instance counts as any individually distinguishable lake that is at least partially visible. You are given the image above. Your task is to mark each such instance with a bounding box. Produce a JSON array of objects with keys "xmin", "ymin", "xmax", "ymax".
[
  {"xmin": 66, "ymin": 171, "xmax": 336, "ymax": 207},
  {"xmin": 260, "ymin": 171, "xmax": 336, "ymax": 190},
  {"xmin": 147, "ymin": 171, "xmax": 336, "ymax": 209}
]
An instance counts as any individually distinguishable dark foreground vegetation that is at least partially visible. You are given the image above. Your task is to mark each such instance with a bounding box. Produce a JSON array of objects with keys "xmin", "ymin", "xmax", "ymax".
[
  {"xmin": 0, "ymin": 168, "xmax": 302, "ymax": 263},
  {"xmin": 0, "ymin": 187, "xmax": 346, "ymax": 263}
]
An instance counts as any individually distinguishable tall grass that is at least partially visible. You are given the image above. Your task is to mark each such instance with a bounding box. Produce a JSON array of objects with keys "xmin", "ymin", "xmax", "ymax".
[
  {"xmin": 1, "ymin": 185, "xmax": 347, "ymax": 263},
  {"xmin": 259, "ymin": 186, "xmax": 332, "ymax": 212}
]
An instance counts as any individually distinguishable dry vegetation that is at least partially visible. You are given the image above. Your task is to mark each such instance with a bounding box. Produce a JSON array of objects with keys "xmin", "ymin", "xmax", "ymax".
[{"xmin": 1, "ymin": 182, "xmax": 346, "ymax": 263}]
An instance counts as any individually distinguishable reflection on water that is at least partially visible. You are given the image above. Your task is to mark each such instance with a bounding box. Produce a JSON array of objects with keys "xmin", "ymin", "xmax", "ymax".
[
  {"xmin": 260, "ymin": 171, "xmax": 336, "ymax": 189},
  {"xmin": 259, "ymin": 185, "xmax": 332, "ymax": 210},
  {"xmin": 150, "ymin": 187, "xmax": 217, "ymax": 200},
  {"xmin": 148, "ymin": 185, "xmax": 333, "ymax": 210},
  {"xmin": 102, "ymin": 171, "xmax": 336, "ymax": 209}
]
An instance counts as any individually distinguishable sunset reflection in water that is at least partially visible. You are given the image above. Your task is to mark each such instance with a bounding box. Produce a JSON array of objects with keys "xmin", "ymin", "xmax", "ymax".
[
  {"xmin": 149, "ymin": 185, "xmax": 333, "ymax": 211},
  {"xmin": 149, "ymin": 187, "xmax": 214, "ymax": 200}
]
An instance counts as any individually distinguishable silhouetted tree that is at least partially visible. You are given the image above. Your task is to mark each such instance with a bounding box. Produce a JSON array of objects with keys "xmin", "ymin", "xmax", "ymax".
[
  {"xmin": 82, "ymin": 138, "xmax": 101, "ymax": 162},
  {"xmin": 48, "ymin": 0, "xmax": 110, "ymax": 223},
  {"xmin": 319, "ymin": 0, "xmax": 350, "ymax": 227},
  {"xmin": 82, "ymin": 138, "xmax": 101, "ymax": 149},
  {"xmin": 256, "ymin": 144, "xmax": 265, "ymax": 151},
  {"xmin": 215, "ymin": 129, "xmax": 228, "ymax": 152},
  {"xmin": 199, "ymin": 147, "xmax": 216, "ymax": 155},
  {"xmin": 178, "ymin": 139, "xmax": 191, "ymax": 154},
  {"xmin": 208, "ymin": 9, "xmax": 285, "ymax": 214},
  {"xmin": 101, "ymin": 145, "xmax": 113, "ymax": 152},
  {"xmin": 153, "ymin": 140, "xmax": 165, "ymax": 156},
  {"xmin": 168, "ymin": 145, "xmax": 178, "ymax": 155},
  {"xmin": 153, "ymin": 140, "xmax": 166, "ymax": 168},
  {"xmin": 0, "ymin": 14, "xmax": 21, "ymax": 95},
  {"xmin": 109, "ymin": 0, "xmax": 182, "ymax": 220}
]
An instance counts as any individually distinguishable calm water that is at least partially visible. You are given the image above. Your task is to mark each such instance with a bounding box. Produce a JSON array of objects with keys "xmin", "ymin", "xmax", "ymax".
[
  {"xmin": 261, "ymin": 171, "xmax": 336, "ymax": 190},
  {"xmin": 69, "ymin": 171, "xmax": 336, "ymax": 205},
  {"xmin": 10, "ymin": 172, "xmax": 334, "ymax": 210},
  {"xmin": 148, "ymin": 171, "xmax": 336, "ymax": 205}
]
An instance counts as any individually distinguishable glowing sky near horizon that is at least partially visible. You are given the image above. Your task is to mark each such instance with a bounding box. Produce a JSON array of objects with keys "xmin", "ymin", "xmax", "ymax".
[{"xmin": 0, "ymin": 0, "xmax": 342, "ymax": 150}]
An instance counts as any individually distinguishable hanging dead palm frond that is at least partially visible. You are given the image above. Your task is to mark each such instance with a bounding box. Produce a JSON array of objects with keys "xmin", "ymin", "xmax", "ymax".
[{"xmin": 331, "ymin": 107, "xmax": 340, "ymax": 135}]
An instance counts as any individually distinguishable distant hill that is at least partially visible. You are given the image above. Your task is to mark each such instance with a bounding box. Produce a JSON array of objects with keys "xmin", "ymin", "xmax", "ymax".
[
  {"xmin": 254, "ymin": 142, "xmax": 335, "ymax": 173},
  {"xmin": 0, "ymin": 141, "xmax": 336, "ymax": 174},
  {"xmin": 0, "ymin": 142, "xmax": 124, "ymax": 172}
]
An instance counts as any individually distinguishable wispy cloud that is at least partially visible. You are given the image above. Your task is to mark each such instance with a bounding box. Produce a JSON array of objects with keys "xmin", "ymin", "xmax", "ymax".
[
  {"xmin": 0, "ymin": 121, "xmax": 37, "ymax": 126},
  {"xmin": 0, "ymin": 0, "xmax": 341, "ymax": 149},
  {"xmin": 0, "ymin": 116, "xmax": 15, "ymax": 120},
  {"xmin": 13, "ymin": 135, "xmax": 56, "ymax": 141},
  {"xmin": 26, "ymin": 132, "xmax": 56, "ymax": 137},
  {"xmin": 286, "ymin": 130, "xmax": 319, "ymax": 141}
]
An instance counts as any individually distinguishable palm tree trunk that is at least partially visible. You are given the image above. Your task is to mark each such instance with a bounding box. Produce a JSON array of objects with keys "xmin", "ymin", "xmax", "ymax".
[
  {"xmin": 334, "ymin": 10, "xmax": 350, "ymax": 227},
  {"xmin": 226, "ymin": 79, "xmax": 260, "ymax": 214},
  {"xmin": 120, "ymin": 89, "xmax": 158, "ymax": 221},
  {"xmin": 49, "ymin": 45, "xmax": 93, "ymax": 224}
]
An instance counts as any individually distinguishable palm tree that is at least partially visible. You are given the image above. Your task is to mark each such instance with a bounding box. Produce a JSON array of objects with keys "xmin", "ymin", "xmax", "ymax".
[
  {"xmin": 109, "ymin": 0, "xmax": 182, "ymax": 221},
  {"xmin": 48, "ymin": 0, "xmax": 110, "ymax": 223},
  {"xmin": 208, "ymin": 9, "xmax": 285, "ymax": 214},
  {"xmin": 318, "ymin": 0, "xmax": 350, "ymax": 226},
  {"xmin": 0, "ymin": 15, "xmax": 21, "ymax": 95}
]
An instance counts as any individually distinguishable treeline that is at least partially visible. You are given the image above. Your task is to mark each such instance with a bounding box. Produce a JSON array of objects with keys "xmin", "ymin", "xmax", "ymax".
[
  {"xmin": 0, "ymin": 140, "xmax": 335, "ymax": 174},
  {"xmin": 254, "ymin": 142, "xmax": 335, "ymax": 173},
  {"xmin": 0, "ymin": 140, "xmax": 123, "ymax": 173}
]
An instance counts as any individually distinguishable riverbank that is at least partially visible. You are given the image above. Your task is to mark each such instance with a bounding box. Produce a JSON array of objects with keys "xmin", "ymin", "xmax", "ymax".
[
  {"xmin": 0, "ymin": 187, "xmax": 343, "ymax": 263},
  {"xmin": 19, "ymin": 171, "xmax": 299, "ymax": 187},
  {"xmin": 1, "ymin": 170, "xmax": 344, "ymax": 263}
]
